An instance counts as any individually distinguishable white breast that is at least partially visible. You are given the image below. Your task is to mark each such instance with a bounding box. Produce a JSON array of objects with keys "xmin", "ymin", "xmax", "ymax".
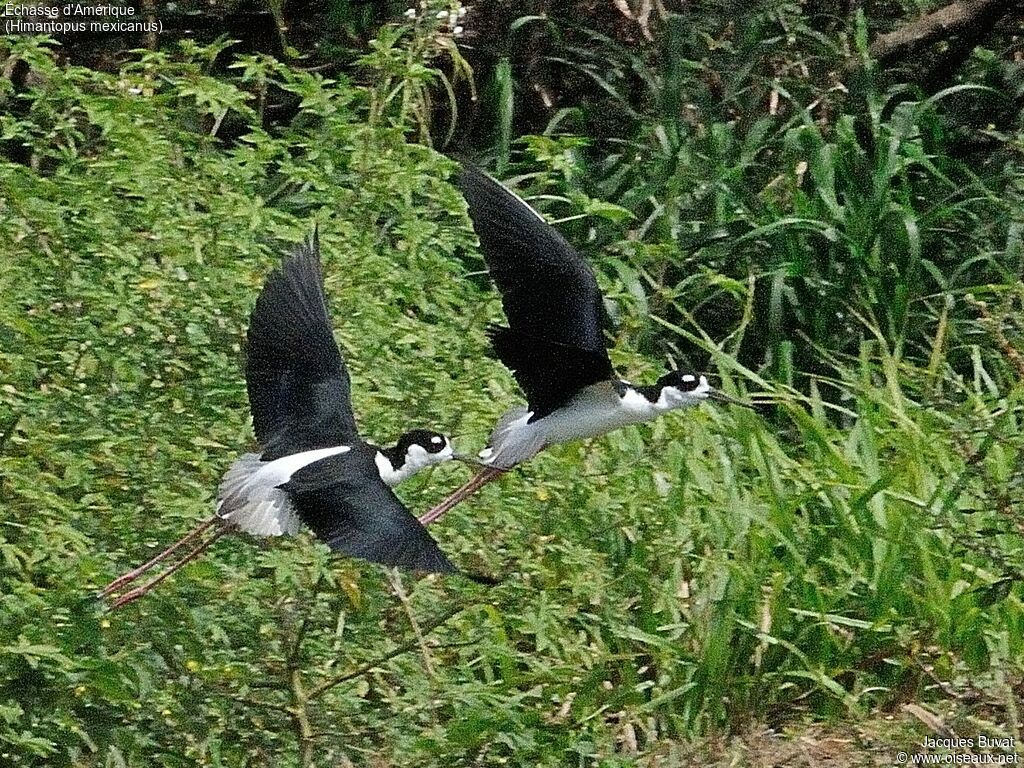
[
  {"xmin": 539, "ymin": 382, "xmax": 660, "ymax": 444},
  {"xmin": 481, "ymin": 383, "xmax": 634, "ymax": 467},
  {"xmin": 481, "ymin": 381, "xmax": 693, "ymax": 469}
]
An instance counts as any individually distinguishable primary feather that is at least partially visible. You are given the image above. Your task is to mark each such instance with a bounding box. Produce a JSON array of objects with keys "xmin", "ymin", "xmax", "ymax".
[
  {"xmin": 456, "ymin": 167, "xmax": 614, "ymax": 419},
  {"xmin": 245, "ymin": 233, "xmax": 360, "ymax": 460}
]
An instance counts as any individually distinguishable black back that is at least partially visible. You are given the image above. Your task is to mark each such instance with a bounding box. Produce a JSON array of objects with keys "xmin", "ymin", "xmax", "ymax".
[
  {"xmin": 282, "ymin": 445, "xmax": 458, "ymax": 575},
  {"xmin": 245, "ymin": 234, "xmax": 361, "ymax": 459},
  {"xmin": 456, "ymin": 166, "xmax": 614, "ymax": 419}
]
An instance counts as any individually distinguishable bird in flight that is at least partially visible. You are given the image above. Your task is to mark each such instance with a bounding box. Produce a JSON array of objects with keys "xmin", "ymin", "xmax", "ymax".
[
  {"xmin": 419, "ymin": 167, "xmax": 751, "ymax": 525},
  {"xmin": 102, "ymin": 234, "xmax": 479, "ymax": 609}
]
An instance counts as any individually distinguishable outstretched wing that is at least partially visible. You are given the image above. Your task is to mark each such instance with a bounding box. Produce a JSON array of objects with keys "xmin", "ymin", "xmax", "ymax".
[
  {"xmin": 246, "ymin": 233, "xmax": 360, "ymax": 459},
  {"xmin": 456, "ymin": 166, "xmax": 614, "ymax": 419},
  {"xmin": 281, "ymin": 446, "xmax": 459, "ymax": 575}
]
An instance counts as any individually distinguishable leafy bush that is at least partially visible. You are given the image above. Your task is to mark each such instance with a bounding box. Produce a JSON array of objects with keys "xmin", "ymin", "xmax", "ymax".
[{"xmin": 0, "ymin": 10, "xmax": 1022, "ymax": 767}]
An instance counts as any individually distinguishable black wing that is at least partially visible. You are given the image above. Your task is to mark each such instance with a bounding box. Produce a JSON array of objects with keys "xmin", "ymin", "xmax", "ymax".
[
  {"xmin": 281, "ymin": 446, "xmax": 459, "ymax": 575},
  {"xmin": 456, "ymin": 166, "xmax": 614, "ymax": 419},
  {"xmin": 246, "ymin": 233, "xmax": 360, "ymax": 459}
]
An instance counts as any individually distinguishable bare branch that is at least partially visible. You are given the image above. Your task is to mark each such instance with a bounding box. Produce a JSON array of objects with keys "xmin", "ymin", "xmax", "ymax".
[
  {"xmin": 869, "ymin": 0, "xmax": 1020, "ymax": 67},
  {"xmin": 307, "ymin": 603, "xmax": 467, "ymax": 702},
  {"xmin": 387, "ymin": 569, "xmax": 437, "ymax": 679}
]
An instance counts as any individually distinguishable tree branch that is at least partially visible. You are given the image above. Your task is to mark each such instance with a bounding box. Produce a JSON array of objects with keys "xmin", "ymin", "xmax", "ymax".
[
  {"xmin": 306, "ymin": 603, "xmax": 467, "ymax": 702},
  {"xmin": 386, "ymin": 569, "xmax": 437, "ymax": 680},
  {"xmin": 869, "ymin": 0, "xmax": 1019, "ymax": 67},
  {"xmin": 289, "ymin": 669, "xmax": 316, "ymax": 768},
  {"xmin": 286, "ymin": 574, "xmax": 326, "ymax": 768}
]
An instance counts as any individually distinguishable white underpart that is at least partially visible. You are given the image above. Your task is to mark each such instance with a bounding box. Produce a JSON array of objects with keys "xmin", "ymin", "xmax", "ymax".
[
  {"xmin": 375, "ymin": 439, "xmax": 455, "ymax": 486},
  {"xmin": 479, "ymin": 376, "xmax": 712, "ymax": 469},
  {"xmin": 216, "ymin": 446, "xmax": 350, "ymax": 536}
]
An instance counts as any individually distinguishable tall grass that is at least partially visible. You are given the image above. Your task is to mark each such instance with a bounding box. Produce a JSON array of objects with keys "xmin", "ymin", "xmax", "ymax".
[{"xmin": 472, "ymin": 7, "xmax": 1021, "ymax": 395}]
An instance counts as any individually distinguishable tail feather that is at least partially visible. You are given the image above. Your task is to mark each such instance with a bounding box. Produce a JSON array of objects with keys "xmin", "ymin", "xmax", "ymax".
[
  {"xmin": 477, "ymin": 406, "xmax": 544, "ymax": 469},
  {"xmin": 217, "ymin": 453, "xmax": 301, "ymax": 537}
]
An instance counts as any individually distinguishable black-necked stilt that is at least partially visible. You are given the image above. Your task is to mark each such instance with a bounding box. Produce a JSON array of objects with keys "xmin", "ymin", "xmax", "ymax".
[
  {"xmin": 419, "ymin": 167, "xmax": 751, "ymax": 525},
  {"xmin": 102, "ymin": 234, "xmax": 476, "ymax": 609}
]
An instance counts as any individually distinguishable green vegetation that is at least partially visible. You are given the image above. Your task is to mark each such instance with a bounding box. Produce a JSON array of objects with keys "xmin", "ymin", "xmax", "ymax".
[{"xmin": 1, "ymin": 1, "xmax": 1022, "ymax": 765}]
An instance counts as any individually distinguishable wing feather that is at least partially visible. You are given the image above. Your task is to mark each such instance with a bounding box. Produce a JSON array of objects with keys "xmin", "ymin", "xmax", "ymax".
[
  {"xmin": 246, "ymin": 233, "xmax": 360, "ymax": 458},
  {"xmin": 456, "ymin": 167, "xmax": 614, "ymax": 415},
  {"xmin": 282, "ymin": 447, "xmax": 459, "ymax": 575}
]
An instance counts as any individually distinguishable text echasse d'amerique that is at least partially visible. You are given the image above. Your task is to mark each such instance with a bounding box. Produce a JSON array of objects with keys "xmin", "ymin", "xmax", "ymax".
[{"xmin": 3, "ymin": 3, "xmax": 159, "ymax": 33}]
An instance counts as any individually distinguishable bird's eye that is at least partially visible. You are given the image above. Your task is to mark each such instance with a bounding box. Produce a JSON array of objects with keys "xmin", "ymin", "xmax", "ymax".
[
  {"xmin": 674, "ymin": 373, "xmax": 704, "ymax": 392},
  {"xmin": 422, "ymin": 434, "xmax": 448, "ymax": 453}
]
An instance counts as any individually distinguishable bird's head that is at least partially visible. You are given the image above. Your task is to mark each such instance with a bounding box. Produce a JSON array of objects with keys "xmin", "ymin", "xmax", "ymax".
[
  {"xmin": 376, "ymin": 429, "xmax": 463, "ymax": 487},
  {"xmin": 657, "ymin": 370, "xmax": 752, "ymax": 410},
  {"xmin": 394, "ymin": 429, "xmax": 456, "ymax": 471}
]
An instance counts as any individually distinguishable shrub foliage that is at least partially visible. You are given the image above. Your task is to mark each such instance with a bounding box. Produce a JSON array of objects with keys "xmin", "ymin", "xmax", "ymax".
[{"xmin": 1, "ymin": 4, "xmax": 1022, "ymax": 765}]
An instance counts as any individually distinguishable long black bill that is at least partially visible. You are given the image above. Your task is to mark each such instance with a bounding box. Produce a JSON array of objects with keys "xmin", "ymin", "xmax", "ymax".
[
  {"xmin": 708, "ymin": 389, "xmax": 755, "ymax": 409},
  {"xmin": 451, "ymin": 452, "xmax": 488, "ymax": 466}
]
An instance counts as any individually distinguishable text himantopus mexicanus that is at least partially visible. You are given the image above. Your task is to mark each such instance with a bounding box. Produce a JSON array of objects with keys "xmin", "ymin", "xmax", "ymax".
[
  {"xmin": 419, "ymin": 167, "xmax": 752, "ymax": 525},
  {"xmin": 102, "ymin": 234, "xmax": 477, "ymax": 609}
]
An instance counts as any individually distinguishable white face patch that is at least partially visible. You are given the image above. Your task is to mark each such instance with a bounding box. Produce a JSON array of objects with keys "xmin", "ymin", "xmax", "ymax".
[
  {"xmin": 377, "ymin": 439, "xmax": 454, "ymax": 487},
  {"xmin": 660, "ymin": 375, "xmax": 712, "ymax": 408},
  {"xmin": 406, "ymin": 441, "xmax": 453, "ymax": 467},
  {"xmin": 431, "ymin": 435, "xmax": 443, "ymax": 445}
]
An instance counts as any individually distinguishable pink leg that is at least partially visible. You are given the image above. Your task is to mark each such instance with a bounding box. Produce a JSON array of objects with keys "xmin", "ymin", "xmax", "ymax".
[
  {"xmin": 418, "ymin": 467, "xmax": 506, "ymax": 526},
  {"xmin": 108, "ymin": 526, "xmax": 231, "ymax": 610},
  {"xmin": 98, "ymin": 516, "xmax": 219, "ymax": 598}
]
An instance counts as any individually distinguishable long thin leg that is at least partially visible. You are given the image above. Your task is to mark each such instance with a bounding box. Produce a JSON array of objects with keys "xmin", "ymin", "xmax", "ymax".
[
  {"xmin": 98, "ymin": 516, "xmax": 219, "ymax": 598},
  {"xmin": 105, "ymin": 462, "xmax": 504, "ymax": 607},
  {"xmin": 108, "ymin": 526, "xmax": 232, "ymax": 610},
  {"xmin": 418, "ymin": 467, "xmax": 506, "ymax": 526}
]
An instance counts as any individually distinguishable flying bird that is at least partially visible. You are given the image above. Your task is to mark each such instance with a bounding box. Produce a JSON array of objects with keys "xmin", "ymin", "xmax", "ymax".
[
  {"xmin": 419, "ymin": 167, "xmax": 751, "ymax": 525},
  {"xmin": 102, "ymin": 234, "xmax": 477, "ymax": 609}
]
